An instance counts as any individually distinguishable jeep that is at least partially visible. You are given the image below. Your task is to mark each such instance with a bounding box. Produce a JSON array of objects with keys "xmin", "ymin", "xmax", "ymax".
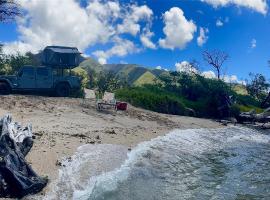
[{"xmin": 0, "ymin": 66, "xmax": 81, "ymax": 96}]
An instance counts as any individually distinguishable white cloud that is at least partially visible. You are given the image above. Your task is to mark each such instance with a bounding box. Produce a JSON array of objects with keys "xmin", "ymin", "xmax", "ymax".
[
  {"xmin": 197, "ymin": 27, "xmax": 209, "ymax": 47},
  {"xmin": 140, "ymin": 29, "xmax": 156, "ymax": 49},
  {"xmin": 159, "ymin": 7, "xmax": 197, "ymax": 50},
  {"xmin": 201, "ymin": 70, "xmax": 217, "ymax": 79},
  {"xmin": 223, "ymin": 74, "xmax": 246, "ymax": 85},
  {"xmin": 4, "ymin": 0, "xmax": 116, "ymax": 54},
  {"xmin": 216, "ymin": 19, "xmax": 224, "ymax": 26},
  {"xmin": 93, "ymin": 37, "xmax": 139, "ymax": 64},
  {"xmin": 201, "ymin": 70, "xmax": 246, "ymax": 85},
  {"xmin": 251, "ymin": 39, "xmax": 257, "ymax": 49},
  {"xmin": 216, "ymin": 17, "xmax": 229, "ymax": 27},
  {"xmin": 3, "ymin": 0, "xmax": 154, "ymax": 63},
  {"xmin": 117, "ymin": 5, "xmax": 153, "ymax": 36},
  {"xmin": 155, "ymin": 66, "xmax": 168, "ymax": 71},
  {"xmin": 175, "ymin": 61, "xmax": 198, "ymax": 74},
  {"xmin": 201, "ymin": 0, "xmax": 268, "ymax": 14}
]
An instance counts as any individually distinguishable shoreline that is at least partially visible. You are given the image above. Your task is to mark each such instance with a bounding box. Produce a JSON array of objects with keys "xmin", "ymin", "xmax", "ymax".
[{"xmin": 0, "ymin": 95, "xmax": 222, "ymax": 198}]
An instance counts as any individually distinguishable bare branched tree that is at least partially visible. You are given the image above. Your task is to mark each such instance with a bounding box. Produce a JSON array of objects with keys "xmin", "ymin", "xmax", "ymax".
[
  {"xmin": 0, "ymin": 0, "xmax": 21, "ymax": 22},
  {"xmin": 202, "ymin": 50, "xmax": 229, "ymax": 80}
]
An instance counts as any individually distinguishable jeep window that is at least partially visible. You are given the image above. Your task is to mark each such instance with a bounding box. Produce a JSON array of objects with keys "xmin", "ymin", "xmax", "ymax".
[
  {"xmin": 19, "ymin": 68, "xmax": 34, "ymax": 77},
  {"xmin": 37, "ymin": 68, "xmax": 49, "ymax": 76}
]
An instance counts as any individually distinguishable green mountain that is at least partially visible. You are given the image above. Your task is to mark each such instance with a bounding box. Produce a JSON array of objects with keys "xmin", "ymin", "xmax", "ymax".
[{"xmin": 79, "ymin": 58, "xmax": 168, "ymax": 86}]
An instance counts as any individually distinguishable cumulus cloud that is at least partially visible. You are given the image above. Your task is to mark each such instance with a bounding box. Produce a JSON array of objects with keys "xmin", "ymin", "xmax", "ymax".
[
  {"xmin": 93, "ymin": 37, "xmax": 139, "ymax": 64},
  {"xmin": 201, "ymin": 70, "xmax": 246, "ymax": 85},
  {"xmin": 251, "ymin": 39, "xmax": 257, "ymax": 49},
  {"xmin": 201, "ymin": 0, "xmax": 268, "ymax": 14},
  {"xmin": 201, "ymin": 70, "xmax": 217, "ymax": 79},
  {"xmin": 117, "ymin": 5, "xmax": 153, "ymax": 36},
  {"xmin": 159, "ymin": 7, "xmax": 197, "ymax": 50},
  {"xmin": 140, "ymin": 29, "xmax": 156, "ymax": 49},
  {"xmin": 223, "ymin": 74, "xmax": 246, "ymax": 85},
  {"xmin": 3, "ymin": 0, "xmax": 154, "ymax": 63},
  {"xmin": 175, "ymin": 61, "xmax": 198, "ymax": 74},
  {"xmin": 197, "ymin": 27, "xmax": 209, "ymax": 47},
  {"xmin": 4, "ymin": 0, "xmax": 115, "ymax": 54}
]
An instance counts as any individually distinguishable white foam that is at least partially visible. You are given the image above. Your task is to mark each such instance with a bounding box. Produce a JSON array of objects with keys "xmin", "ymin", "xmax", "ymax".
[{"xmin": 45, "ymin": 126, "xmax": 270, "ymax": 200}]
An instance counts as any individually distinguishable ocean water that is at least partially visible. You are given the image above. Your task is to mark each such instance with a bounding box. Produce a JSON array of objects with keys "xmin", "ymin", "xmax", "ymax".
[{"xmin": 46, "ymin": 126, "xmax": 270, "ymax": 200}]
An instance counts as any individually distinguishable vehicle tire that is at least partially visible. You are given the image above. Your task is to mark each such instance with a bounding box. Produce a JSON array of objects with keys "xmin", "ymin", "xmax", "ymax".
[
  {"xmin": 55, "ymin": 83, "xmax": 70, "ymax": 97},
  {"xmin": 0, "ymin": 82, "xmax": 11, "ymax": 95}
]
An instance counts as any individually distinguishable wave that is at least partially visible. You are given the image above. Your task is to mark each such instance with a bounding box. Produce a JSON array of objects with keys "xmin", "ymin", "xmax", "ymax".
[{"xmin": 45, "ymin": 126, "xmax": 270, "ymax": 200}]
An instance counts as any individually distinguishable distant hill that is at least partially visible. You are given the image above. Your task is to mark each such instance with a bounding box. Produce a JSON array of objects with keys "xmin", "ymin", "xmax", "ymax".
[{"xmin": 79, "ymin": 58, "xmax": 168, "ymax": 86}]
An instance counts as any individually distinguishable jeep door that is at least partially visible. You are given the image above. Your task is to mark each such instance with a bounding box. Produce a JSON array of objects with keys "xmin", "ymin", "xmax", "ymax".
[
  {"xmin": 36, "ymin": 67, "xmax": 53, "ymax": 89},
  {"xmin": 17, "ymin": 67, "xmax": 36, "ymax": 89}
]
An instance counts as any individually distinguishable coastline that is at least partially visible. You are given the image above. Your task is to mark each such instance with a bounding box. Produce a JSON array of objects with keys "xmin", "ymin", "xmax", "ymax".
[{"xmin": 0, "ymin": 95, "xmax": 222, "ymax": 198}]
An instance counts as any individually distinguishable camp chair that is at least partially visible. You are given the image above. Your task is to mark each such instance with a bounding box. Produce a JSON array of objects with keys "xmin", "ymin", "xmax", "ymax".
[
  {"xmin": 81, "ymin": 88, "xmax": 96, "ymax": 108},
  {"xmin": 96, "ymin": 92, "xmax": 117, "ymax": 111}
]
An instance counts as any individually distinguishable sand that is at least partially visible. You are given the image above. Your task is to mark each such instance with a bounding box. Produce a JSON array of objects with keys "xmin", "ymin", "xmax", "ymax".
[{"xmin": 0, "ymin": 95, "xmax": 221, "ymax": 196}]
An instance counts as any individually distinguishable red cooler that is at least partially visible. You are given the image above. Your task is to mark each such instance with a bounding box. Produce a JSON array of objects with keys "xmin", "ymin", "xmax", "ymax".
[{"xmin": 116, "ymin": 102, "xmax": 128, "ymax": 111}]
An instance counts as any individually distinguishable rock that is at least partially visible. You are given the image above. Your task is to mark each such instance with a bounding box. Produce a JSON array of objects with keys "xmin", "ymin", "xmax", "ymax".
[
  {"xmin": 106, "ymin": 129, "xmax": 117, "ymax": 135},
  {"xmin": 96, "ymin": 135, "xmax": 100, "ymax": 140},
  {"xmin": 55, "ymin": 160, "xmax": 62, "ymax": 166}
]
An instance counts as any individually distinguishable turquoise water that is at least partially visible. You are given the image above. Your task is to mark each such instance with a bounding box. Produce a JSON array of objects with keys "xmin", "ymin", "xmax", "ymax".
[{"xmin": 47, "ymin": 127, "xmax": 270, "ymax": 200}]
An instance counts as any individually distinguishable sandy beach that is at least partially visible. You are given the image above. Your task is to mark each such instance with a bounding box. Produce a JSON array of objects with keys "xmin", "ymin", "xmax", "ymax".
[{"xmin": 0, "ymin": 95, "xmax": 221, "ymax": 197}]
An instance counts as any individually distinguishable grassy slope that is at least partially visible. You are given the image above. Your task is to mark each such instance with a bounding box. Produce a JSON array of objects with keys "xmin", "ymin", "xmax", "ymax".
[{"xmin": 134, "ymin": 71, "xmax": 156, "ymax": 86}]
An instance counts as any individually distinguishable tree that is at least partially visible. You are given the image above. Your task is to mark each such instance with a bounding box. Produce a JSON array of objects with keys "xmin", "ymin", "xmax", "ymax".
[
  {"xmin": 203, "ymin": 50, "xmax": 229, "ymax": 79},
  {"xmin": 246, "ymin": 73, "xmax": 269, "ymax": 101},
  {"xmin": 96, "ymin": 71, "xmax": 124, "ymax": 96},
  {"xmin": 0, "ymin": 0, "xmax": 21, "ymax": 22}
]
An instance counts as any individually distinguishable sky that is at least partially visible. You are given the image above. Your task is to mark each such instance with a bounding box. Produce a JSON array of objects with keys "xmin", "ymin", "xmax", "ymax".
[{"xmin": 0, "ymin": 0, "xmax": 270, "ymax": 83}]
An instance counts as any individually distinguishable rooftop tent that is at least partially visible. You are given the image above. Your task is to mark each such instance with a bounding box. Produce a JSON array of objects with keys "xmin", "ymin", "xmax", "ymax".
[{"xmin": 42, "ymin": 46, "xmax": 81, "ymax": 68}]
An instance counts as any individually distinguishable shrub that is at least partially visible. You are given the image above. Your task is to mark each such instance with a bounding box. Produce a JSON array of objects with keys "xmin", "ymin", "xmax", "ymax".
[{"xmin": 116, "ymin": 87, "xmax": 186, "ymax": 115}]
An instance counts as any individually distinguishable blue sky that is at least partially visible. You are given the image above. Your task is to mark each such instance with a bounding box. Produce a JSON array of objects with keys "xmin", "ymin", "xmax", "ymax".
[{"xmin": 0, "ymin": 0, "xmax": 270, "ymax": 82}]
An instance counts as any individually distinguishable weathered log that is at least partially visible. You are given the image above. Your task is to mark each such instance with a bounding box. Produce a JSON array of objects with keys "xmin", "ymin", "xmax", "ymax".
[
  {"xmin": 0, "ymin": 114, "xmax": 47, "ymax": 198},
  {"xmin": 237, "ymin": 107, "xmax": 270, "ymax": 125}
]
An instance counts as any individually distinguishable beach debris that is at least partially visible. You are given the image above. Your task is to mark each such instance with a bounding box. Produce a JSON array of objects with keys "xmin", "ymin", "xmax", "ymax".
[
  {"xmin": 236, "ymin": 107, "xmax": 270, "ymax": 126},
  {"xmin": 0, "ymin": 114, "xmax": 48, "ymax": 198},
  {"xmin": 106, "ymin": 129, "xmax": 117, "ymax": 135}
]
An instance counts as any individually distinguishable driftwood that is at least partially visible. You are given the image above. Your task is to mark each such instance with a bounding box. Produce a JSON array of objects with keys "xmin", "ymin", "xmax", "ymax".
[
  {"xmin": 237, "ymin": 108, "xmax": 270, "ymax": 126},
  {"xmin": 0, "ymin": 114, "xmax": 47, "ymax": 198}
]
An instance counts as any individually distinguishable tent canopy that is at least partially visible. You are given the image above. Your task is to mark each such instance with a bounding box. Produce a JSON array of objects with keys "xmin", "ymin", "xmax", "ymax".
[{"xmin": 42, "ymin": 46, "xmax": 81, "ymax": 68}]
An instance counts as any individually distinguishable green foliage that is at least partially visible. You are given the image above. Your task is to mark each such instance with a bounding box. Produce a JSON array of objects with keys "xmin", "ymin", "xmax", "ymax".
[
  {"xmin": 116, "ymin": 72, "xmax": 264, "ymax": 119},
  {"xmin": 116, "ymin": 86, "xmax": 186, "ymax": 115},
  {"xmin": 235, "ymin": 104, "xmax": 264, "ymax": 114},
  {"xmin": 246, "ymin": 73, "xmax": 269, "ymax": 101},
  {"xmin": 72, "ymin": 67, "xmax": 89, "ymax": 88},
  {"xmin": 96, "ymin": 71, "xmax": 125, "ymax": 96},
  {"xmin": 0, "ymin": 49, "xmax": 35, "ymax": 75}
]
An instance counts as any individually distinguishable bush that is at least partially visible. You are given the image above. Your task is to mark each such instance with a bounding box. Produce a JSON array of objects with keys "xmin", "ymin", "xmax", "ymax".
[
  {"xmin": 72, "ymin": 67, "xmax": 89, "ymax": 88},
  {"xmin": 116, "ymin": 87, "xmax": 186, "ymax": 115},
  {"xmin": 116, "ymin": 76, "xmax": 246, "ymax": 119}
]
